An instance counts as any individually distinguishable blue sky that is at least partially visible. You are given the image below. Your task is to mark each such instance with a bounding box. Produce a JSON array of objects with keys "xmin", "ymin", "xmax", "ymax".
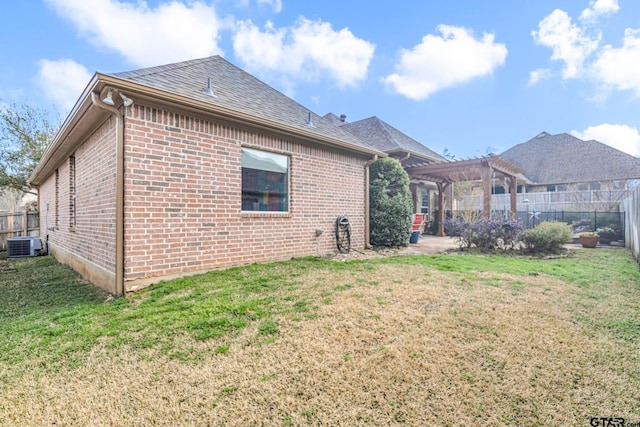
[{"xmin": 2, "ymin": 0, "xmax": 640, "ymax": 158}]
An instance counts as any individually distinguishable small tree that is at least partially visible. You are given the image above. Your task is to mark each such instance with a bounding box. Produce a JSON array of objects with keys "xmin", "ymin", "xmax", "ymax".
[
  {"xmin": 369, "ymin": 157, "xmax": 413, "ymax": 246},
  {"xmin": 0, "ymin": 101, "xmax": 59, "ymax": 196}
]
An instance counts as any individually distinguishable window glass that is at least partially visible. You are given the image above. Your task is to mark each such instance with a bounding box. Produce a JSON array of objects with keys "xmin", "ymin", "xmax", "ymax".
[
  {"xmin": 69, "ymin": 155, "xmax": 76, "ymax": 229},
  {"xmin": 55, "ymin": 169, "xmax": 59, "ymax": 229},
  {"xmin": 420, "ymin": 187, "xmax": 429, "ymax": 214},
  {"xmin": 241, "ymin": 148, "xmax": 289, "ymax": 212},
  {"xmin": 612, "ymin": 180, "xmax": 626, "ymax": 190}
]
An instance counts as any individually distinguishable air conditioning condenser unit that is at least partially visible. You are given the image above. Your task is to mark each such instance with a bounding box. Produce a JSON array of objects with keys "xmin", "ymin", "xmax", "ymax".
[{"xmin": 7, "ymin": 236, "xmax": 43, "ymax": 258}]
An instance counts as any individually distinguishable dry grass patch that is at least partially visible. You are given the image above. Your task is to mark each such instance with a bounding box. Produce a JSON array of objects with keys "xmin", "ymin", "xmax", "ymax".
[{"xmin": 1, "ymin": 251, "xmax": 639, "ymax": 425}]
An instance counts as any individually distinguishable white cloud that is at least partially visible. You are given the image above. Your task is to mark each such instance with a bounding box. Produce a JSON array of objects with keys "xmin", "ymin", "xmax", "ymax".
[
  {"xmin": 572, "ymin": 123, "xmax": 640, "ymax": 156},
  {"xmin": 528, "ymin": 68, "xmax": 553, "ymax": 86},
  {"xmin": 531, "ymin": 9, "xmax": 600, "ymax": 79},
  {"xmin": 381, "ymin": 25, "xmax": 507, "ymax": 101},
  {"xmin": 592, "ymin": 28, "xmax": 640, "ymax": 96},
  {"xmin": 529, "ymin": 1, "xmax": 640, "ymax": 99},
  {"xmin": 45, "ymin": 0, "xmax": 225, "ymax": 67},
  {"xmin": 257, "ymin": 0, "xmax": 282, "ymax": 13},
  {"xmin": 579, "ymin": 0, "xmax": 619, "ymax": 23},
  {"xmin": 37, "ymin": 59, "xmax": 93, "ymax": 113},
  {"xmin": 233, "ymin": 17, "xmax": 375, "ymax": 91},
  {"xmin": 236, "ymin": 0, "xmax": 282, "ymax": 13}
]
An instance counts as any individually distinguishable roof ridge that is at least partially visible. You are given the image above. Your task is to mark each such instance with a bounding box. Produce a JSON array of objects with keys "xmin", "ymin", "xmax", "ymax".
[
  {"xmin": 111, "ymin": 56, "xmax": 220, "ymax": 79},
  {"xmin": 376, "ymin": 118, "xmax": 402, "ymax": 149}
]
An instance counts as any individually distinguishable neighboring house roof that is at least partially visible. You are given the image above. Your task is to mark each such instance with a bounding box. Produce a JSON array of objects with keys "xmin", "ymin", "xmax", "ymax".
[
  {"xmin": 500, "ymin": 131, "xmax": 640, "ymax": 185},
  {"xmin": 324, "ymin": 112, "xmax": 347, "ymax": 126},
  {"xmin": 110, "ymin": 56, "xmax": 377, "ymax": 153},
  {"xmin": 326, "ymin": 115, "xmax": 445, "ymax": 164},
  {"xmin": 30, "ymin": 56, "xmax": 383, "ymax": 186}
]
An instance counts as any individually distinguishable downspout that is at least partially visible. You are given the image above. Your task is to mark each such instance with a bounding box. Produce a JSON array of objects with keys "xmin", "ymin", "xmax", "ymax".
[
  {"xmin": 364, "ymin": 155, "xmax": 378, "ymax": 249},
  {"xmin": 398, "ymin": 152, "xmax": 411, "ymax": 162},
  {"xmin": 90, "ymin": 92, "xmax": 125, "ymax": 296}
]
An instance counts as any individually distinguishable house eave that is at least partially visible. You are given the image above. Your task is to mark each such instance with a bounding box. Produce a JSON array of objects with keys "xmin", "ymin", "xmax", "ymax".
[
  {"xmin": 29, "ymin": 74, "xmax": 104, "ymax": 187},
  {"xmin": 29, "ymin": 73, "xmax": 384, "ymax": 187},
  {"xmin": 99, "ymin": 74, "xmax": 383, "ymax": 157},
  {"xmin": 385, "ymin": 148, "xmax": 443, "ymax": 165}
]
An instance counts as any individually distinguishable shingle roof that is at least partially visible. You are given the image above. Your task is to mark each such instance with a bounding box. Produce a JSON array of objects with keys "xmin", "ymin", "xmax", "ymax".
[
  {"xmin": 109, "ymin": 56, "xmax": 376, "ymax": 152},
  {"xmin": 331, "ymin": 115, "xmax": 445, "ymax": 162},
  {"xmin": 500, "ymin": 132, "xmax": 640, "ymax": 184}
]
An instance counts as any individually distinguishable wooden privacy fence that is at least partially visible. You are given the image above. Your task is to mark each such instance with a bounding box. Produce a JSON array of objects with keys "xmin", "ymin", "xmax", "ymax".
[
  {"xmin": 0, "ymin": 211, "xmax": 40, "ymax": 251},
  {"xmin": 621, "ymin": 187, "xmax": 640, "ymax": 263}
]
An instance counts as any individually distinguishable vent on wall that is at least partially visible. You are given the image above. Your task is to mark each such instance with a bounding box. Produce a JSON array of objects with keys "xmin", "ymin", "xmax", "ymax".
[{"xmin": 7, "ymin": 236, "xmax": 43, "ymax": 258}]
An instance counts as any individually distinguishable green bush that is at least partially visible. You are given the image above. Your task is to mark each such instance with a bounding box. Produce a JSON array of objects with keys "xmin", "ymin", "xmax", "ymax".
[
  {"xmin": 444, "ymin": 218, "xmax": 524, "ymax": 251},
  {"xmin": 369, "ymin": 157, "xmax": 413, "ymax": 246},
  {"xmin": 521, "ymin": 221, "xmax": 572, "ymax": 254}
]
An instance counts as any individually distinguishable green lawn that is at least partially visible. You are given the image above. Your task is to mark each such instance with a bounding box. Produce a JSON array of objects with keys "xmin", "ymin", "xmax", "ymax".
[{"xmin": 1, "ymin": 249, "xmax": 639, "ymax": 425}]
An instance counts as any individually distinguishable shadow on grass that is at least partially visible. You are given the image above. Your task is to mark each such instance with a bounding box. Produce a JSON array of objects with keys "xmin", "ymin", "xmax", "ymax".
[{"xmin": 0, "ymin": 254, "xmax": 109, "ymax": 320}]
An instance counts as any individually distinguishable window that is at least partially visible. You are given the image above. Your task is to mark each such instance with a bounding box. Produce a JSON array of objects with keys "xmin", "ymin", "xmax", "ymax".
[
  {"xmin": 420, "ymin": 187, "xmax": 429, "ymax": 214},
  {"xmin": 55, "ymin": 169, "xmax": 59, "ymax": 229},
  {"xmin": 241, "ymin": 148, "xmax": 289, "ymax": 212},
  {"xmin": 69, "ymin": 155, "xmax": 76, "ymax": 229},
  {"xmin": 546, "ymin": 184, "xmax": 567, "ymax": 192},
  {"xmin": 612, "ymin": 180, "xmax": 627, "ymax": 190},
  {"xmin": 578, "ymin": 182, "xmax": 601, "ymax": 191}
]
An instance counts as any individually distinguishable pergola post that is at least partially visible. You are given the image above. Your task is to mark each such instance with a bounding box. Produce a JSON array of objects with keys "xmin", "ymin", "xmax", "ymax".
[
  {"xmin": 482, "ymin": 162, "xmax": 492, "ymax": 219},
  {"xmin": 436, "ymin": 182, "xmax": 449, "ymax": 236},
  {"xmin": 508, "ymin": 175, "xmax": 518, "ymax": 219}
]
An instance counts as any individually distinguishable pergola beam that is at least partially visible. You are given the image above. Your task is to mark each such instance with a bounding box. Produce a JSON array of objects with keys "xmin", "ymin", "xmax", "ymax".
[{"xmin": 404, "ymin": 155, "xmax": 524, "ymax": 228}]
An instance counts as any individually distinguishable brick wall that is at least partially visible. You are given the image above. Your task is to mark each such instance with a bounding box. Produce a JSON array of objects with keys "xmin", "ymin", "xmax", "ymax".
[
  {"xmin": 123, "ymin": 104, "xmax": 368, "ymax": 289},
  {"xmin": 38, "ymin": 117, "xmax": 118, "ymax": 292}
]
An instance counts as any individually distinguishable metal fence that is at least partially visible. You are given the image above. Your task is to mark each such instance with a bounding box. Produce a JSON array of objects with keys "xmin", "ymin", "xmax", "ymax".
[
  {"xmin": 0, "ymin": 211, "xmax": 40, "ymax": 251},
  {"xmin": 437, "ymin": 209, "xmax": 626, "ymax": 245}
]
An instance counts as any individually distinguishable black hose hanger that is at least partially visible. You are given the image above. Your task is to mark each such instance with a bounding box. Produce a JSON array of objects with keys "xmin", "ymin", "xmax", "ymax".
[{"xmin": 335, "ymin": 215, "xmax": 351, "ymax": 253}]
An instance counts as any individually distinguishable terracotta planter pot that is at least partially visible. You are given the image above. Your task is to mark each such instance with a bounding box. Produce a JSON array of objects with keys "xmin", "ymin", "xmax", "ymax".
[{"xmin": 579, "ymin": 234, "xmax": 599, "ymax": 248}]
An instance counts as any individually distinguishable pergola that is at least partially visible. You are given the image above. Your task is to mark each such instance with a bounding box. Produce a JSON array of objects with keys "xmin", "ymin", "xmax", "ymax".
[{"xmin": 404, "ymin": 155, "xmax": 524, "ymax": 236}]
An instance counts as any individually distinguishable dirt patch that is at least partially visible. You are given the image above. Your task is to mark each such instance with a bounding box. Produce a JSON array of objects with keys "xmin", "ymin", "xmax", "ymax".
[{"xmin": 330, "ymin": 235, "xmax": 458, "ymax": 262}]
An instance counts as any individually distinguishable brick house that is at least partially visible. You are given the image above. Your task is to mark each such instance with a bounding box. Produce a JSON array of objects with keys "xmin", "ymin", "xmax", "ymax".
[
  {"xmin": 456, "ymin": 132, "xmax": 640, "ymax": 213},
  {"xmin": 29, "ymin": 56, "xmax": 383, "ymax": 294},
  {"xmin": 495, "ymin": 132, "xmax": 640, "ymax": 211},
  {"xmin": 324, "ymin": 114, "xmax": 445, "ymax": 221}
]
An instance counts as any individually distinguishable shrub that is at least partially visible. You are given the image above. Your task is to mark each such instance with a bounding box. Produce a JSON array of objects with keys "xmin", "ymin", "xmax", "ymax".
[
  {"xmin": 521, "ymin": 221, "xmax": 572, "ymax": 254},
  {"xmin": 369, "ymin": 157, "xmax": 413, "ymax": 246},
  {"xmin": 444, "ymin": 218, "xmax": 524, "ymax": 250}
]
